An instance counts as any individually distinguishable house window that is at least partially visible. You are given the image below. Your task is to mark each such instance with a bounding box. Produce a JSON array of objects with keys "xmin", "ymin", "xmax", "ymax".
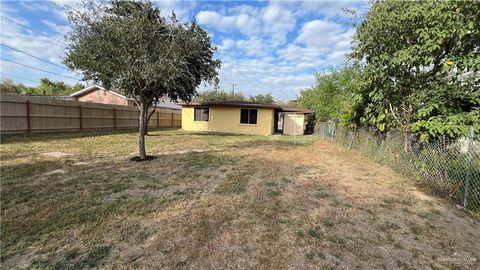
[
  {"xmin": 240, "ymin": 108, "xmax": 258, "ymax": 125},
  {"xmin": 194, "ymin": 107, "xmax": 209, "ymax": 122}
]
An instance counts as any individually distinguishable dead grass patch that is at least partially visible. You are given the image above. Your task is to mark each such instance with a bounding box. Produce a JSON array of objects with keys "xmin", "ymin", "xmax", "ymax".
[{"xmin": 1, "ymin": 130, "xmax": 479, "ymax": 269}]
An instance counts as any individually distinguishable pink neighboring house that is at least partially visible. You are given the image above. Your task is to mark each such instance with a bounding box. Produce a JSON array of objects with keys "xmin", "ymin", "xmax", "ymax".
[{"xmin": 70, "ymin": 85, "xmax": 181, "ymax": 109}]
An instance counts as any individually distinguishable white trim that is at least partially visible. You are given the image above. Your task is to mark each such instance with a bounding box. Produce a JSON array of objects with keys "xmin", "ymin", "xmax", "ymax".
[
  {"xmin": 70, "ymin": 85, "xmax": 105, "ymax": 97},
  {"xmin": 109, "ymin": 90, "xmax": 127, "ymax": 98},
  {"xmin": 70, "ymin": 85, "xmax": 128, "ymax": 99}
]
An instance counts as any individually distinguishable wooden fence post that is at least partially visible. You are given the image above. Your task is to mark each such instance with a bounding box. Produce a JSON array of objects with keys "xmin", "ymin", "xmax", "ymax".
[
  {"xmin": 171, "ymin": 111, "xmax": 174, "ymax": 127},
  {"xmin": 157, "ymin": 111, "xmax": 159, "ymax": 128},
  {"xmin": 79, "ymin": 105, "xmax": 83, "ymax": 131},
  {"xmin": 26, "ymin": 100, "xmax": 31, "ymax": 133},
  {"xmin": 113, "ymin": 108, "xmax": 117, "ymax": 129}
]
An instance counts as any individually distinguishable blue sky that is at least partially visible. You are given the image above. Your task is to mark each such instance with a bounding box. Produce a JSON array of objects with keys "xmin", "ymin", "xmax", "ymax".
[{"xmin": 0, "ymin": 0, "xmax": 368, "ymax": 101}]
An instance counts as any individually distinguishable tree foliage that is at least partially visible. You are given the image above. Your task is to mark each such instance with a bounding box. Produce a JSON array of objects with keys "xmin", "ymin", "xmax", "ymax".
[
  {"xmin": 249, "ymin": 93, "xmax": 274, "ymax": 104},
  {"xmin": 297, "ymin": 67, "xmax": 360, "ymax": 123},
  {"xmin": 0, "ymin": 78, "xmax": 84, "ymax": 95},
  {"xmin": 195, "ymin": 89, "xmax": 275, "ymax": 104},
  {"xmin": 65, "ymin": 0, "xmax": 220, "ymax": 159},
  {"xmin": 195, "ymin": 89, "xmax": 246, "ymax": 102},
  {"xmin": 350, "ymin": 0, "xmax": 480, "ymax": 142}
]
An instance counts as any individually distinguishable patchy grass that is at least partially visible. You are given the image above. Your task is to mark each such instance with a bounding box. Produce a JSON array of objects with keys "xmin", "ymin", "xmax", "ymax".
[
  {"xmin": 214, "ymin": 173, "xmax": 249, "ymax": 194},
  {"xmin": 1, "ymin": 130, "xmax": 479, "ymax": 269}
]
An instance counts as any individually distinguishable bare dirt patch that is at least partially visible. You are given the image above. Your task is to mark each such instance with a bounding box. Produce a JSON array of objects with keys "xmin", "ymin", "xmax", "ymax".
[{"xmin": 42, "ymin": 151, "xmax": 72, "ymax": 158}]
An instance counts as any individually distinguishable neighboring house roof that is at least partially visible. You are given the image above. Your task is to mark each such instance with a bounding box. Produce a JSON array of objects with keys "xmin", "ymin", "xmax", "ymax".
[
  {"xmin": 155, "ymin": 101, "xmax": 181, "ymax": 110},
  {"xmin": 70, "ymin": 85, "xmax": 130, "ymax": 99},
  {"xmin": 71, "ymin": 85, "xmax": 181, "ymax": 109},
  {"xmin": 180, "ymin": 100, "xmax": 313, "ymax": 113}
]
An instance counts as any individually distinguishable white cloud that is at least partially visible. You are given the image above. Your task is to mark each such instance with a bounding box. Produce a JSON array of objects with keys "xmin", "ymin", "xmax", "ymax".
[
  {"xmin": 42, "ymin": 20, "xmax": 70, "ymax": 35},
  {"xmin": 200, "ymin": 56, "xmax": 315, "ymax": 101},
  {"xmin": 1, "ymin": 0, "xmax": 360, "ymax": 100},
  {"xmin": 235, "ymin": 38, "xmax": 271, "ymax": 57},
  {"xmin": 217, "ymin": 39, "xmax": 235, "ymax": 51},
  {"xmin": 261, "ymin": 3, "xmax": 296, "ymax": 45},
  {"xmin": 196, "ymin": 10, "xmax": 260, "ymax": 36},
  {"xmin": 300, "ymin": 0, "xmax": 368, "ymax": 18},
  {"xmin": 282, "ymin": 19, "xmax": 354, "ymax": 68},
  {"xmin": 0, "ymin": 10, "xmax": 80, "ymax": 85},
  {"xmin": 194, "ymin": 2, "xmax": 357, "ymax": 100},
  {"xmin": 296, "ymin": 20, "xmax": 347, "ymax": 49},
  {"xmin": 154, "ymin": 0, "xmax": 197, "ymax": 21},
  {"xmin": 278, "ymin": 44, "xmax": 327, "ymax": 70},
  {"xmin": 19, "ymin": 1, "xmax": 51, "ymax": 12}
]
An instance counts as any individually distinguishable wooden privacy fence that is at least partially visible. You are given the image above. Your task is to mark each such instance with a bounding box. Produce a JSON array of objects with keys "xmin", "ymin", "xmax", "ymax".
[{"xmin": 0, "ymin": 93, "xmax": 181, "ymax": 134}]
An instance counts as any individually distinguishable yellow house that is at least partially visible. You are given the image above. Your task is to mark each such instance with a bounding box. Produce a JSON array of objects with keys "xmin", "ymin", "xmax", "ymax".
[{"xmin": 181, "ymin": 101, "xmax": 313, "ymax": 136}]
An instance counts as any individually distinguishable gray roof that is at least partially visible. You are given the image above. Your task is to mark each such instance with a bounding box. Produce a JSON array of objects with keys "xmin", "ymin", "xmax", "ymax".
[{"xmin": 180, "ymin": 100, "xmax": 313, "ymax": 113}]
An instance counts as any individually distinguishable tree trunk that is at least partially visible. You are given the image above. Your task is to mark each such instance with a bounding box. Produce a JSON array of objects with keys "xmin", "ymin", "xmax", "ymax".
[
  {"xmin": 145, "ymin": 106, "xmax": 156, "ymax": 136},
  {"xmin": 138, "ymin": 104, "xmax": 147, "ymax": 159}
]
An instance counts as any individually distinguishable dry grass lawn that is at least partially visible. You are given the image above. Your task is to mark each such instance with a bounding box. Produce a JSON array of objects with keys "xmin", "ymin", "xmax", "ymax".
[{"xmin": 1, "ymin": 130, "xmax": 479, "ymax": 269}]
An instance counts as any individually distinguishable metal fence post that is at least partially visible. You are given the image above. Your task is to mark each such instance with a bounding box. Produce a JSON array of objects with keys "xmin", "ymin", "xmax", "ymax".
[
  {"xmin": 331, "ymin": 122, "xmax": 336, "ymax": 140},
  {"xmin": 348, "ymin": 131, "xmax": 353, "ymax": 150},
  {"xmin": 463, "ymin": 127, "xmax": 475, "ymax": 208},
  {"xmin": 322, "ymin": 123, "xmax": 326, "ymax": 139}
]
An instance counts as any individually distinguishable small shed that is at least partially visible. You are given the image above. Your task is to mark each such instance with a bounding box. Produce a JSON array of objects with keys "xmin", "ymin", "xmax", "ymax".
[{"xmin": 275, "ymin": 107, "xmax": 313, "ymax": 135}]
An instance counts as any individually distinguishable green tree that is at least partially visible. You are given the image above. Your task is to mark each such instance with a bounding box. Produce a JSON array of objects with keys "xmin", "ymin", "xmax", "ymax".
[
  {"xmin": 65, "ymin": 0, "xmax": 220, "ymax": 160},
  {"xmin": 0, "ymin": 79, "xmax": 29, "ymax": 93},
  {"xmin": 351, "ymin": 0, "xmax": 480, "ymax": 146},
  {"xmin": 36, "ymin": 78, "xmax": 65, "ymax": 95},
  {"xmin": 297, "ymin": 67, "xmax": 359, "ymax": 123},
  {"xmin": 0, "ymin": 78, "xmax": 81, "ymax": 95},
  {"xmin": 249, "ymin": 93, "xmax": 274, "ymax": 104},
  {"xmin": 195, "ymin": 89, "xmax": 246, "ymax": 101},
  {"xmin": 195, "ymin": 90, "xmax": 275, "ymax": 104}
]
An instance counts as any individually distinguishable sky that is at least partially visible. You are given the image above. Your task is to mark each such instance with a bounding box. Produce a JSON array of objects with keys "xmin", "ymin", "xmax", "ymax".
[{"xmin": 0, "ymin": 0, "xmax": 368, "ymax": 101}]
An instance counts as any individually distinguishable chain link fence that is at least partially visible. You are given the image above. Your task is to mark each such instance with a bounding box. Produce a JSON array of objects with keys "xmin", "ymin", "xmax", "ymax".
[{"xmin": 315, "ymin": 121, "xmax": 480, "ymax": 211}]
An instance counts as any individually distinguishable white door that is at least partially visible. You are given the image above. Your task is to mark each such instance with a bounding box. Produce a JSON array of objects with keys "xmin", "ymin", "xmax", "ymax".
[{"xmin": 283, "ymin": 113, "xmax": 304, "ymax": 135}]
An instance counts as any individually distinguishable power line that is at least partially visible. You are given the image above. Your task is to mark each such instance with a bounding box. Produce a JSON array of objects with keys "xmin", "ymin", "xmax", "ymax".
[
  {"xmin": 0, "ymin": 43, "xmax": 70, "ymax": 71},
  {"xmin": 0, "ymin": 15, "xmax": 68, "ymax": 46},
  {"xmin": 0, "ymin": 72, "xmax": 39, "ymax": 83},
  {"xmin": 0, "ymin": 57, "xmax": 80, "ymax": 81}
]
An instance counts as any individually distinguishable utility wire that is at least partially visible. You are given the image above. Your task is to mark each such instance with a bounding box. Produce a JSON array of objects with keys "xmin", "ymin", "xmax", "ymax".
[
  {"xmin": 0, "ymin": 72, "xmax": 39, "ymax": 83},
  {"xmin": 0, "ymin": 57, "xmax": 80, "ymax": 81},
  {"xmin": 0, "ymin": 15, "xmax": 68, "ymax": 46},
  {"xmin": 0, "ymin": 43, "xmax": 70, "ymax": 71}
]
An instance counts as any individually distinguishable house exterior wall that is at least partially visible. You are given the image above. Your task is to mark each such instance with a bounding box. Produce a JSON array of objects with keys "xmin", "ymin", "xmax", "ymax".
[
  {"xmin": 76, "ymin": 89, "xmax": 129, "ymax": 106},
  {"xmin": 181, "ymin": 106, "xmax": 275, "ymax": 136}
]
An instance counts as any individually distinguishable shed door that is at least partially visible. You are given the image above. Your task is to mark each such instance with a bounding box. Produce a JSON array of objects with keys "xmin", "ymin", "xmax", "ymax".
[{"xmin": 283, "ymin": 113, "xmax": 304, "ymax": 135}]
